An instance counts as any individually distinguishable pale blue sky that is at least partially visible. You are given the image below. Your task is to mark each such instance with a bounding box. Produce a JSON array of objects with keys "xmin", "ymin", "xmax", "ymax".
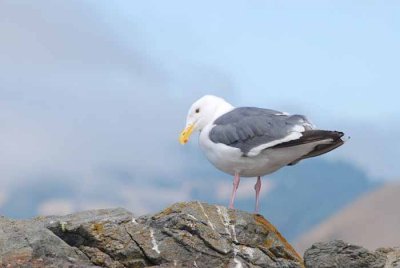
[{"xmin": 94, "ymin": 1, "xmax": 400, "ymax": 122}]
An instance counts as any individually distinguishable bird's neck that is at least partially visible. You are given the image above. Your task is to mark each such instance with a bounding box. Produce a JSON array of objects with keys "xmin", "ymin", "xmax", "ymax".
[{"xmin": 213, "ymin": 102, "xmax": 235, "ymax": 121}]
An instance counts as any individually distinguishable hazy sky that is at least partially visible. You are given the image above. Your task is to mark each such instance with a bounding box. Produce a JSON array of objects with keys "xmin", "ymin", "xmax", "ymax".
[
  {"xmin": 0, "ymin": 1, "xmax": 399, "ymax": 217},
  {"xmin": 95, "ymin": 1, "xmax": 399, "ymax": 118}
]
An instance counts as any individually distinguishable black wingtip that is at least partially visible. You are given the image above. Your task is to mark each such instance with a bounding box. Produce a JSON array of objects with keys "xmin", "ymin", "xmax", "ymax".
[
  {"xmin": 335, "ymin": 131, "xmax": 350, "ymax": 142},
  {"xmin": 335, "ymin": 131, "xmax": 344, "ymax": 138}
]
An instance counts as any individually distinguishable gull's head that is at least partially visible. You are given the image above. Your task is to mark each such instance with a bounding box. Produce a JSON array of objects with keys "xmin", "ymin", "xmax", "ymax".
[{"xmin": 179, "ymin": 95, "xmax": 233, "ymax": 144}]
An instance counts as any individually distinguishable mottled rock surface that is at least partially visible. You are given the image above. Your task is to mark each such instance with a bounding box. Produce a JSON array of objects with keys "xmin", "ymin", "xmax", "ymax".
[
  {"xmin": 0, "ymin": 201, "xmax": 303, "ymax": 267},
  {"xmin": 304, "ymin": 240, "xmax": 400, "ymax": 268}
]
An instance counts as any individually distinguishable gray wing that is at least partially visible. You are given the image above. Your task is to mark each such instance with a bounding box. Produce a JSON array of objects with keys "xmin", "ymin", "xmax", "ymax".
[{"xmin": 209, "ymin": 107, "xmax": 313, "ymax": 155}]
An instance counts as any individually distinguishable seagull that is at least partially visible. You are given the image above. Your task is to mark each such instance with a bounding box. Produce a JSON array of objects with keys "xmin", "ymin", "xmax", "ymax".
[{"xmin": 179, "ymin": 95, "xmax": 345, "ymax": 213}]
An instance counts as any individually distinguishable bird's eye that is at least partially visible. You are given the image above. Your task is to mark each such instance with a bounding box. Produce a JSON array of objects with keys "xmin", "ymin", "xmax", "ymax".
[{"xmin": 195, "ymin": 108, "xmax": 200, "ymax": 113}]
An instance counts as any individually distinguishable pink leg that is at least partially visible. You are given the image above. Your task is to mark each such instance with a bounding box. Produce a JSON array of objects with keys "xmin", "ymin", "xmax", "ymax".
[
  {"xmin": 229, "ymin": 172, "xmax": 240, "ymax": 209},
  {"xmin": 254, "ymin": 176, "xmax": 262, "ymax": 213}
]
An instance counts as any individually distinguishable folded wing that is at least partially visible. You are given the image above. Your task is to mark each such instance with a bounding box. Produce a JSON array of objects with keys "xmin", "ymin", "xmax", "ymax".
[{"xmin": 209, "ymin": 107, "xmax": 315, "ymax": 156}]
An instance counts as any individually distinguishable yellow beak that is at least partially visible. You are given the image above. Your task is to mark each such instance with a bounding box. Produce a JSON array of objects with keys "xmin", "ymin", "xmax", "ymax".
[{"xmin": 179, "ymin": 124, "xmax": 194, "ymax": 144}]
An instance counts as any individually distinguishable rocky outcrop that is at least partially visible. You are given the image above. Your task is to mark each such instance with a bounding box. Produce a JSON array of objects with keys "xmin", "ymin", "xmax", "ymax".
[
  {"xmin": 304, "ymin": 240, "xmax": 400, "ymax": 268},
  {"xmin": 2, "ymin": 202, "xmax": 399, "ymax": 267},
  {"xmin": 0, "ymin": 201, "xmax": 303, "ymax": 267}
]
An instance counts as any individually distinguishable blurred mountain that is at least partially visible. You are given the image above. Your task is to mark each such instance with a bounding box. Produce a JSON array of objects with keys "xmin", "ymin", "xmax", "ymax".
[
  {"xmin": 263, "ymin": 159, "xmax": 379, "ymax": 240},
  {"xmin": 295, "ymin": 183, "xmax": 400, "ymax": 253},
  {"xmin": 190, "ymin": 157, "xmax": 379, "ymax": 241}
]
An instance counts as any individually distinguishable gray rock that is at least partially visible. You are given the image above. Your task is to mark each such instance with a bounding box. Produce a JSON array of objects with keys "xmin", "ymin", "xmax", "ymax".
[
  {"xmin": 304, "ymin": 240, "xmax": 400, "ymax": 268},
  {"xmin": 0, "ymin": 202, "xmax": 303, "ymax": 267},
  {"xmin": 0, "ymin": 215, "xmax": 94, "ymax": 267}
]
